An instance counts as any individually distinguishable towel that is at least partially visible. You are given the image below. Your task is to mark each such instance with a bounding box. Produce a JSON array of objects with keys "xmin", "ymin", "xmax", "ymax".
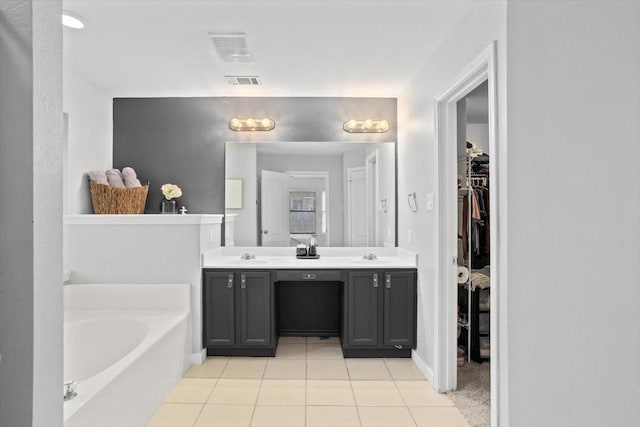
[
  {"xmin": 88, "ymin": 170, "xmax": 109, "ymax": 186},
  {"xmin": 105, "ymin": 169, "xmax": 126, "ymax": 188},
  {"xmin": 121, "ymin": 167, "xmax": 142, "ymax": 188}
]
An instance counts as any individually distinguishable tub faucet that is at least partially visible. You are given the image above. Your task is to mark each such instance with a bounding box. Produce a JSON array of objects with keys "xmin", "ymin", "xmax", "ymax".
[{"xmin": 64, "ymin": 381, "xmax": 77, "ymax": 401}]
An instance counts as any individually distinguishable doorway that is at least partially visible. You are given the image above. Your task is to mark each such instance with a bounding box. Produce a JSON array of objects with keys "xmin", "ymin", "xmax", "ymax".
[{"xmin": 434, "ymin": 42, "xmax": 500, "ymax": 425}]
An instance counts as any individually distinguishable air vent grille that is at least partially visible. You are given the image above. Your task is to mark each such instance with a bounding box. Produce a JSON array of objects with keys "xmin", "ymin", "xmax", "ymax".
[
  {"xmin": 210, "ymin": 33, "xmax": 254, "ymax": 63},
  {"xmin": 226, "ymin": 75, "xmax": 261, "ymax": 86}
]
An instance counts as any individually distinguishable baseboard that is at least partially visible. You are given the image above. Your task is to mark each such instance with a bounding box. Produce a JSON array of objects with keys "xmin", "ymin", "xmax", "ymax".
[
  {"xmin": 411, "ymin": 350, "xmax": 434, "ymax": 384},
  {"xmin": 190, "ymin": 349, "xmax": 206, "ymax": 364}
]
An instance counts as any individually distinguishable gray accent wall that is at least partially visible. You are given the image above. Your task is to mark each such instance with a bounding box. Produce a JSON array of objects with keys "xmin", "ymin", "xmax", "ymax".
[{"xmin": 113, "ymin": 97, "xmax": 396, "ymax": 214}]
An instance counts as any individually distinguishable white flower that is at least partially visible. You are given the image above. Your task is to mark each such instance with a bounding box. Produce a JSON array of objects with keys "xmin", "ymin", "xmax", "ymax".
[{"xmin": 161, "ymin": 183, "xmax": 182, "ymax": 200}]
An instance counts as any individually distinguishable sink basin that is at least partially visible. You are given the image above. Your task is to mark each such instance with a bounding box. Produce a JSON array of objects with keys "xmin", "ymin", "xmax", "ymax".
[
  {"xmin": 238, "ymin": 259, "xmax": 269, "ymax": 264},
  {"xmin": 350, "ymin": 259, "xmax": 388, "ymax": 264}
]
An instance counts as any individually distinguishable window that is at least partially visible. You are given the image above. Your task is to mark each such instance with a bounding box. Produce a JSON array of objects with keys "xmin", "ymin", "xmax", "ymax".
[{"xmin": 289, "ymin": 191, "xmax": 316, "ymax": 234}]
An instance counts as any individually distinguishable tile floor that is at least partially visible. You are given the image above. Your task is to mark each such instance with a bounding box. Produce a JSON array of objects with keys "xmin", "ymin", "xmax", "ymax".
[{"xmin": 146, "ymin": 337, "xmax": 470, "ymax": 427}]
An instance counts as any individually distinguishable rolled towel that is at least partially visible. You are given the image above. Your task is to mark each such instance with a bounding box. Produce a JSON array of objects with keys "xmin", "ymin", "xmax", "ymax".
[
  {"xmin": 121, "ymin": 167, "xmax": 142, "ymax": 188},
  {"xmin": 88, "ymin": 170, "xmax": 109, "ymax": 186},
  {"xmin": 105, "ymin": 168, "xmax": 126, "ymax": 188}
]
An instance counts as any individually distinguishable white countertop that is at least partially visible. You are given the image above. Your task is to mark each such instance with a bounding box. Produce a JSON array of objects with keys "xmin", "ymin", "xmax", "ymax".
[{"xmin": 202, "ymin": 247, "xmax": 417, "ymax": 269}]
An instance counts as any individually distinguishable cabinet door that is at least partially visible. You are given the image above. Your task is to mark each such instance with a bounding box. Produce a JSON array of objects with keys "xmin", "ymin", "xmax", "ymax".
[
  {"xmin": 383, "ymin": 271, "xmax": 416, "ymax": 347},
  {"xmin": 239, "ymin": 271, "xmax": 272, "ymax": 346},
  {"xmin": 203, "ymin": 271, "xmax": 236, "ymax": 347},
  {"xmin": 347, "ymin": 271, "xmax": 379, "ymax": 346}
]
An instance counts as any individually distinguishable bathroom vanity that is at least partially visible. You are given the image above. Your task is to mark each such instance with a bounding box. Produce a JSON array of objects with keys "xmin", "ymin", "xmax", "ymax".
[{"xmin": 201, "ymin": 247, "xmax": 417, "ymax": 358}]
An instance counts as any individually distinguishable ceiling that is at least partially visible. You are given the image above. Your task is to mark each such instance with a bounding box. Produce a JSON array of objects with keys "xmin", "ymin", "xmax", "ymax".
[{"xmin": 63, "ymin": 0, "xmax": 473, "ymax": 98}]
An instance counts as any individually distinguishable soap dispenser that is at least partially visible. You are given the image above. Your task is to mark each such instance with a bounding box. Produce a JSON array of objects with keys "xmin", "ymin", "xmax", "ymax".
[{"xmin": 307, "ymin": 237, "xmax": 318, "ymax": 256}]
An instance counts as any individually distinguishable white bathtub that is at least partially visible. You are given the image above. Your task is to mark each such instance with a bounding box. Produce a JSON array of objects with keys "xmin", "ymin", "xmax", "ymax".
[{"xmin": 63, "ymin": 284, "xmax": 191, "ymax": 427}]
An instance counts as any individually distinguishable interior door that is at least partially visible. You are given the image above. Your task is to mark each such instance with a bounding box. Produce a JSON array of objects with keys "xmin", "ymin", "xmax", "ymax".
[
  {"xmin": 261, "ymin": 170, "xmax": 289, "ymax": 246},
  {"xmin": 348, "ymin": 167, "xmax": 367, "ymax": 246}
]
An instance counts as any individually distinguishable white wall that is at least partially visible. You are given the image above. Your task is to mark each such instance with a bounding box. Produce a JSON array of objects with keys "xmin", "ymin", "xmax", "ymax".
[
  {"xmin": 258, "ymin": 154, "xmax": 345, "ymax": 246},
  {"xmin": 505, "ymin": 2, "xmax": 640, "ymax": 426},
  {"xmin": 466, "ymin": 124, "xmax": 489, "ymax": 154},
  {"xmin": 225, "ymin": 143, "xmax": 257, "ymax": 246},
  {"xmin": 63, "ymin": 70, "xmax": 113, "ymax": 215},
  {"xmin": 397, "ymin": 0, "xmax": 507, "ymax": 404},
  {"xmin": 0, "ymin": 1, "xmax": 63, "ymax": 426}
]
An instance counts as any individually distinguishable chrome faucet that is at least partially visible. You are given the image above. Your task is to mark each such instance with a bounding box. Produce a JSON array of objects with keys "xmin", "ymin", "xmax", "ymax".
[
  {"xmin": 240, "ymin": 253, "xmax": 256, "ymax": 260},
  {"xmin": 64, "ymin": 381, "xmax": 77, "ymax": 401},
  {"xmin": 362, "ymin": 253, "xmax": 378, "ymax": 260}
]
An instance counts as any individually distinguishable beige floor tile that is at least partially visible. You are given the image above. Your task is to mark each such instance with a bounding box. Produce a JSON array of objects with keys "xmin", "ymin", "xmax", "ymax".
[
  {"xmin": 250, "ymin": 405, "xmax": 306, "ymax": 427},
  {"xmin": 306, "ymin": 380, "xmax": 355, "ymax": 406},
  {"xmin": 358, "ymin": 406, "xmax": 416, "ymax": 427},
  {"xmin": 164, "ymin": 378, "xmax": 218, "ymax": 403},
  {"xmin": 346, "ymin": 359, "xmax": 392, "ymax": 380},
  {"xmin": 307, "ymin": 343, "xmax": 344, "ymax": 359},
  {"xmin": 396, "ymin": 381, "xmax": 454, "ymax": 406},
  {"xmin": 306, "ymin": 359, "xmax": 349, "ymax": 380},
  {"xmin": 307, "ymin": 336, "xmax": 340, "ymax": 345},
  {"xmin": 185, "ymin": 357, "xmax": 230, "ymax": 378},
  {"xmin": 194, "ymin": 404, "xmax": 254, "ymax": 427},
  {"xmin": 208, "ymin": 379, "xmax": 261, "ymax": 405},
  {"xmin": 145, "ymin": 403, "xmax": 203, "ymax": 427},
  {"xmin": 306, "ymin": 405, "xmax": 361, "ymax": 427},
  {"xmin": 278, "ymin": 336, "xmax": 307, "ymax": 344},
  {"xmin": 257, "ymin": 379, "xmax": 306, "ymax": 406},
  {"xmin": 351, "ymin": 380, "xmax": 405, "ymax": 406},
  {"xmin": 384, "ymin": 359, "xmax": 426, "ymax": 380},
  {"xmin": 275, "ymin": 343, "xmax": 307, "ymax": 359},
  {"xmin": 222, "ymin": 358, "xmax": 267, "ymax": 379},
  {"xmin": 264, "ymin": 359, "xmax": 306, "ymax": 379},
  {"xmin": 409, "ymin": 407, "xmax": 470, "ymax": 427}
]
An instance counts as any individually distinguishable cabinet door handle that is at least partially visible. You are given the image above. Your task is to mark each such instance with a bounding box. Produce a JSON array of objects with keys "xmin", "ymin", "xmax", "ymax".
[
  {"xmin": 227, "ymin": 274, "xmax": 234, "ymax": 288},
  {"xmin": 302, "ymin": 273, "xmax": 316, "ymax": 280},
  {"xmin": 386, "ymin": 273, "xmax": 391, "ymax": 289},
  {"xmin": 241, "ymin": 274, "xmax": 246, "ymax": 289},
  {"xmin": 373, "ymin": 273, "xmax": 378, "ymax": 288}
]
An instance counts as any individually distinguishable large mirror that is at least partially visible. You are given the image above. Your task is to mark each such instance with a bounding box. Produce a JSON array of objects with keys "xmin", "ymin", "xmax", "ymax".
[{"xmin": 225, "ymin": 141, "xmax": 396, "ymax": 247}]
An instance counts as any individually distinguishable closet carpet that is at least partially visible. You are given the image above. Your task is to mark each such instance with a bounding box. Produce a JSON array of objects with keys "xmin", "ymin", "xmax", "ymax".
[{"xmin": 447, "ymin": 362, "xmax": 491, "ymax": 427}]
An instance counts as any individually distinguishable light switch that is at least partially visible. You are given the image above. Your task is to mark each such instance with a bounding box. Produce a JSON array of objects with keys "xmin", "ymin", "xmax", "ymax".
[
  {"xmin": 408, "ymin": 229, "xmax": 413, "ymax": 244},
  {"xmin": 209, "ymin": 229, "xmax": 214, "ymax": 243},
  {"xmin": 426, "ymin": 192, "xmax": 434, "ymax": 211}
]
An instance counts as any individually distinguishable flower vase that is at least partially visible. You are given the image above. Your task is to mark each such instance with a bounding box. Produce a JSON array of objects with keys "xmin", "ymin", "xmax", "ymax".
[{"xmin": 160, "ymin": 198, "xmax": 177, "ymax": 214}]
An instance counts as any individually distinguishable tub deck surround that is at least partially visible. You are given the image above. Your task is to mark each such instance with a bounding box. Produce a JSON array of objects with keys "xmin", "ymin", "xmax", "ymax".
[
  {"xmin": 64, "ymin": 214, "xmax": 224, "ymax": 362},
  {"xmin": 202, "ymin": 246, "xmax": 418, "ymax": 269},
  {"xmin": 63, "ymin": 284, "xmax": 191, "ymax": 427}
]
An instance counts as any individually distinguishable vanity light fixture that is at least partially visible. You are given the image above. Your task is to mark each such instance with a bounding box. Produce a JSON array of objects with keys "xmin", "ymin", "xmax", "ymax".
[
  {"xmin": 62, "ymin": 11, "xmax": 85, "ymax": 29},
  {"xmin": 229, "ymin": 117, "xmax": 275, "ymax": 132},
  {"xmin": 343, "ymin": 119, "xmax": 390, "ymax": 133}
]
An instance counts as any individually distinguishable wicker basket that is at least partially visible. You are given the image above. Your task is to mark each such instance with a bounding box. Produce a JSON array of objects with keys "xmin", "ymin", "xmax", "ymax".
[{"xmin": 89, "ymin": 180, "xmax": 149, "ymax": 214}]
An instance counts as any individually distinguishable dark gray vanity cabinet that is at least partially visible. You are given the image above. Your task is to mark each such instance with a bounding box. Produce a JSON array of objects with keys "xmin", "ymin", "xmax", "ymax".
[
  {"xmin": 383, "ymin": 271, "xmax": 416, "ymax": 347},
  {"xmin": 203, "ymin": 271, "xmax": 236, "ymax": 347},
  {"xmin": 203, "ymin": 270, "xmax": 275, "ymax": 356},
  {"xmin": 346, "ymin": 271, "xmax": 380, "ymax": 346},
  {"xmin": 343, "ymin": 270, "xmax": 417, "ymax": 357}
]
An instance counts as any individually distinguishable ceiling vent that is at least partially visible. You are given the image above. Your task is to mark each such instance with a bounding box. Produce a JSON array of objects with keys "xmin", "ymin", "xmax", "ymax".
[
  {"xmin": 225, "ymin": 75, "xmax": 261, "ymax": 86},
  {"xmin": 210, "ymin": 33, "xmax": 254, "ymax": 63}
]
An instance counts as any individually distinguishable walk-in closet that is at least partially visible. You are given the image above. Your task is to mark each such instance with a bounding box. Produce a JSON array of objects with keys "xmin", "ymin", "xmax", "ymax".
[{"xmin": 450, "ymin": 81, "xmax": 491, "ymax": 425}]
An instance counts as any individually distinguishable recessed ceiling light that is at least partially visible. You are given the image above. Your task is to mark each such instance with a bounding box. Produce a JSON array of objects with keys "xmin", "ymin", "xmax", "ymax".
[{"xmin": 62, "ymin": 11, "xmax": 85, "ymax": 30}]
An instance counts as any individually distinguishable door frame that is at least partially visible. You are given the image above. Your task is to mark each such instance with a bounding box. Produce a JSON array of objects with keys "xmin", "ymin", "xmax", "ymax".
[
  {"xmin": 346, "ymin": 166, "xmax": 366, "ymax": 246},
  {"xmin": 434, "ymin": 41, "xmax": 503, "ymax": 426},
  {"xmin": 365, "ymin": 150, "xmax": 379, "ymax": 246}
]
